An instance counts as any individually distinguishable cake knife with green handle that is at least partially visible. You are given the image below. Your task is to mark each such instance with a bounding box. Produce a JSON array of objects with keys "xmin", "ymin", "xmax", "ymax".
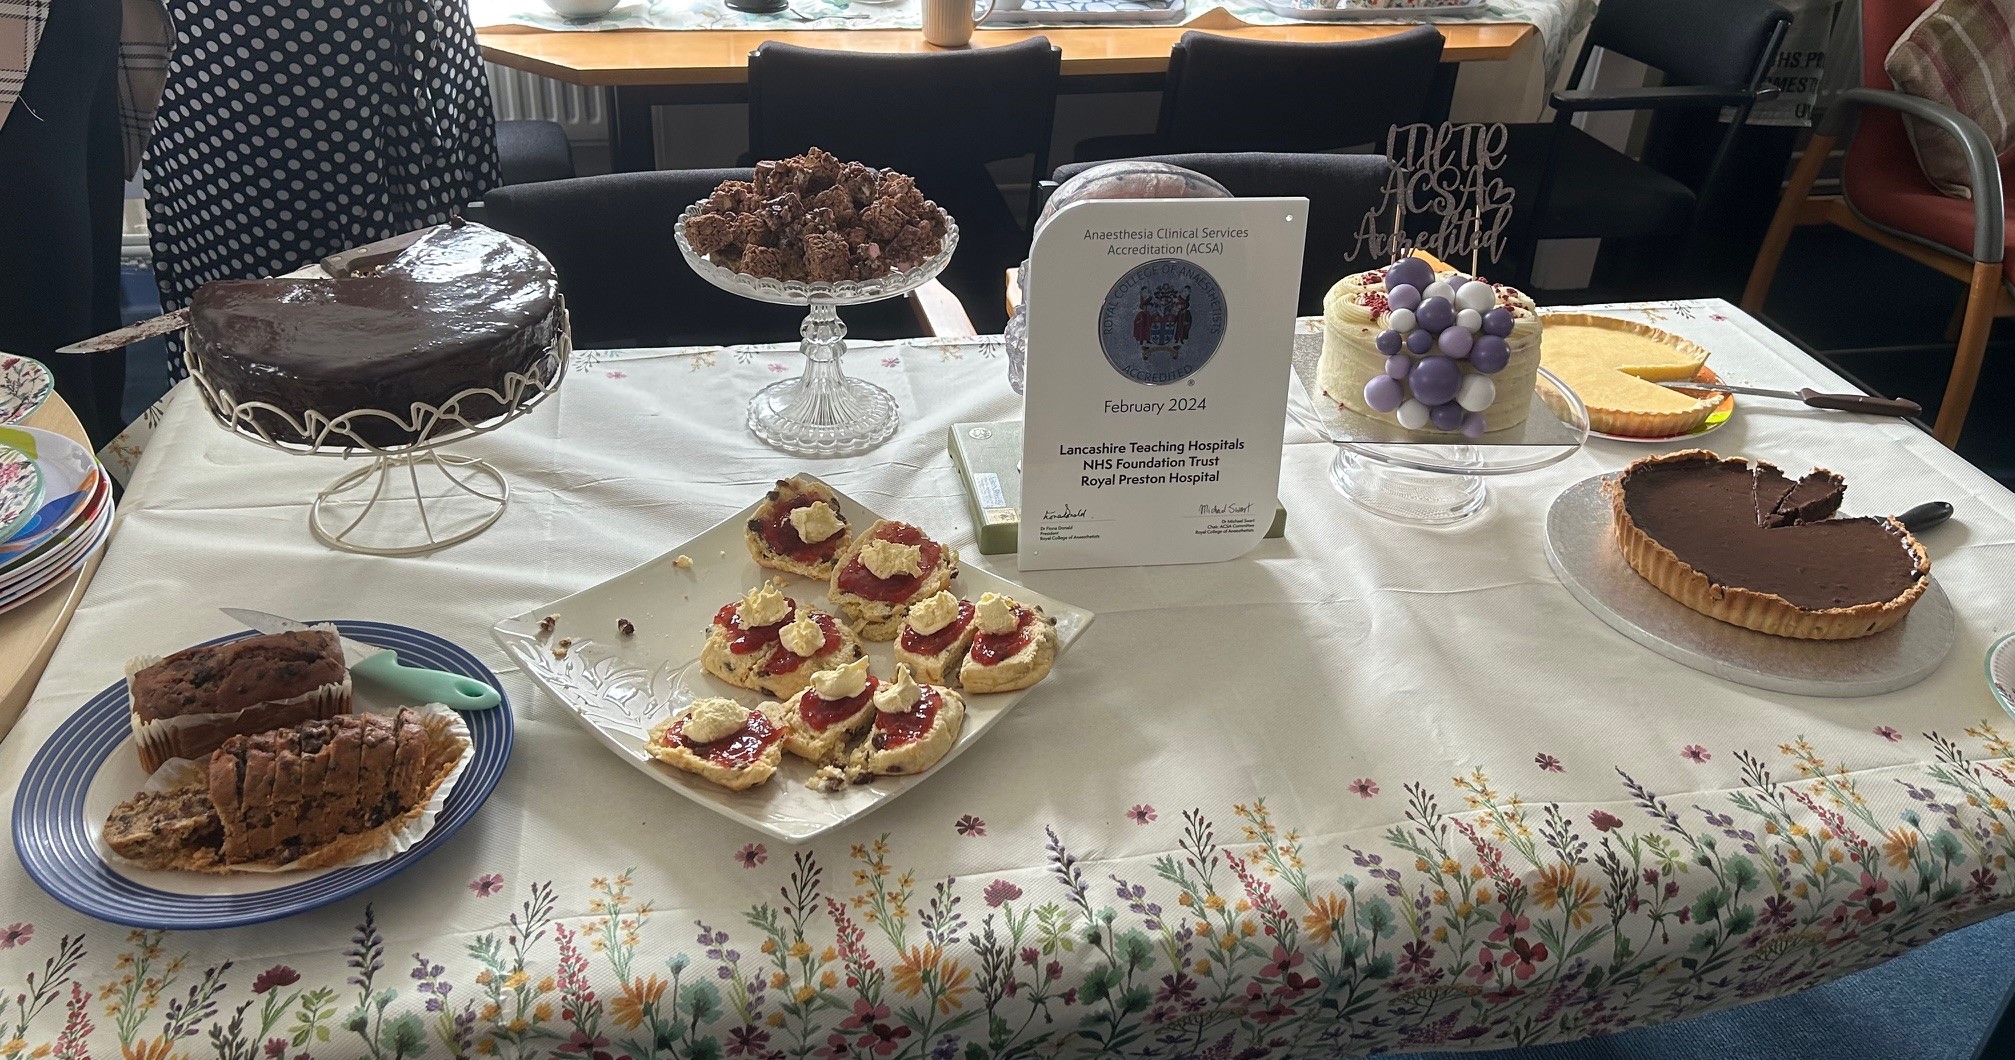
[{"xmin": 220, "ymin": 607, "xmax": 502, "ymax": 711}]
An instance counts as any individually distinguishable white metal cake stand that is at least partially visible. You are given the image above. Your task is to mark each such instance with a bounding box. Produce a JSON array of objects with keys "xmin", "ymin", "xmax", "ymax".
[
  {"xmin": 185, "ymin": 301, "xmax": 571, "ymax": 557},
  {"xmin": 1289, "ymin": 333, "xmax": 1589, "ymax": 526},
  {"xmin": 674, "ymin": 202, "xmax": 958, "ymax": 457}
]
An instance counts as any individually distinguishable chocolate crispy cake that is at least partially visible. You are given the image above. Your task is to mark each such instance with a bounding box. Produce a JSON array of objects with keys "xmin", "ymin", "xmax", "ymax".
[
  {"xmin": 188, "ymin": 220, "xmax": 562, "ymax": 447},
  {"xmin": 683, "ymin": 148, "xmax": 948, "ymax": 283},
  {"xmin": 104, "ymin": 709, "xmax": 463, "ymax": 872}
]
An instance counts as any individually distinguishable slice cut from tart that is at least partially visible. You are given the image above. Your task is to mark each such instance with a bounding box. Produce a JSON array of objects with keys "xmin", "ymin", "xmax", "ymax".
[
  {"xmin": 892, "ymin": 591, "xmax": 978, "ymax": 686},
  {"xmin": 851, "ymin": 664, "xmax": 965, "ymax": 776},
  {"xmin": 646, "ymin": 698, "xmax": 788, "ymax": 791},
  {"xmin": 776, "ymin": 659, "xmax": 879, "ymax": 764},
  {"xmin": 1540, "ymin": 315, "xmax": 1724, "ymax": 438},
  {"xmin": 746, "ymin": 476, "xmax": 853, "ymax": 579},
  {"xmin": 958, "ymin": 593, "xmax": 1059, "ymax": 693},
  {"xmin": 1604, "ymin": 449, "xmax": 1929, "ymax": 640},
  {"xmin": 828, "ymin": 519, "xmax": 958, "ymax": 640}
]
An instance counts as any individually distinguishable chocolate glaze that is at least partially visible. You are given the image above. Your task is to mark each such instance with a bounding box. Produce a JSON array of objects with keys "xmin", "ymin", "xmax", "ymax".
[
  {"xmin": 190, "ymin": 221, "xmax": 561, "ymax": 447},
  {"xmin": 1621, "ymin": 452, "xmax": 1923, "ymax": 611}
]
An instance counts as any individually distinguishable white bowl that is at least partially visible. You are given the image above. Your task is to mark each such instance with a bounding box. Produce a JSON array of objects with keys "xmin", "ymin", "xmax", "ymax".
[{"xmin": 542, "ymin": 0, "xmax": 620, "ymax": 18}]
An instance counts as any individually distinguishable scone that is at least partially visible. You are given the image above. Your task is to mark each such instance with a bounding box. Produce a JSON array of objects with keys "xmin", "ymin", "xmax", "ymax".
[
  {"xmin": 646, "ymin": 698, "xmax": 787, "ymax": 791},
  {"xmin": 828, "ymin": 519, "xmax": 959, "ymax": 640},
  {"xmin": 892, "ymin": 591, "xmax": 978, "ymax": 686},
  {"xmin": 746, "ymin": 476, "xmax": 853, "ymax": 579},
  {"xmin": 852, "ymin": 664, "xmax": 965, "ymax": 777},
  {"xmin": 701, "ymin": 582, "xmax": 860, "ymax": 696},
  {"xmin": 959, "ymin": 592, "xmax": 1059, "ymax": 693},
  {"xmin": 754, "ymin": 608, "xmax": 864, "ymax": 699},
  {"xmin": 775, "ymin": 658, "xmax": 879, "ymax": 764}
]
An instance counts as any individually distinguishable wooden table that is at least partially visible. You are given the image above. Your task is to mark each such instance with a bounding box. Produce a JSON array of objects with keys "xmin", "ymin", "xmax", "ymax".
[
  {"xmin": 477, "ymin": 11, "xmax": 1536, "ymax": 170},
  {"xmin": 0, "ymin": 394, "xmax": 107, "ymax": 742}
]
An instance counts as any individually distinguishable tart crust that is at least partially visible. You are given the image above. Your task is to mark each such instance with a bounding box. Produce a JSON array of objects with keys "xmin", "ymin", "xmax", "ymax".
[{"xmin": 1604, "ymin": 450, "xmax": 1930, "ymax": 640}]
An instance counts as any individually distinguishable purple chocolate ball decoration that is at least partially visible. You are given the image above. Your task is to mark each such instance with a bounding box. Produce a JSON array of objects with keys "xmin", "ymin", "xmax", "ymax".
[
  {"xmin": 1405, "ymin": 328, "xmax": 1435, "ymax": 355},
  {"xmin": 1429, "ymin": 401, "xmax": 1466, "ymax": 431},
  {"xmin": 1387, "ymin": 283, "xmax": 1422, "ymax": 312},
  {"xmin": 1482, "ymin": 307, "xmax": 1515, "ymax": 337},
  {"xmin": 1416, "ymin": 296, "xmax": 1455, "ymax": 333},
  {"xmin": 1375, "ymin": 329, "xmax": 1402, "ymax": 356},
  {"xmin": 1409, "ymin": 355, "xmax": 1460, "ymax": 406},
  {"xmin": 1438, "ymin": 326, "xmax": 1474, "ymax": 359},
  {"xmin": 1471, "ymin": 334, "xmax": 1511, "ymax": 374},
  {"xmin": 1385, "ymin": 354, "xmax": 1410, "ymax": 380},
  {"xmin": 1462, "ymin": 412, "xmax": 1488, "ymax": 438},
  {"xmin": 1385, "ymin": 257, "xmax": 1434, "ymax": 292},
  {"xmin": 1363, "ymin": 375, "xmax": 1405, "ymax": 413}
]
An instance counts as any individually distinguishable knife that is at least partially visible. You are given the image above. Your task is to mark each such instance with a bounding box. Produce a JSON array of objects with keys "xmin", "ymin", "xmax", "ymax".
[
  {"xmin": 221, "ymin": 608, "xmax": 502, "ymax": 711},
  {"xmin": 1659, "ymin": 381, "xmax": 1922, "ymax": 418},
  {"xmin": 55, "ymin": 309, "xmax": 190, "ymax": 355}
]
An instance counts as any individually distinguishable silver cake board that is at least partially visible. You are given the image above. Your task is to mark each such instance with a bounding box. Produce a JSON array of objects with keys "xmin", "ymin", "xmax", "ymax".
[
  {"xmin": 1290, "ymin": 332, "xmax": 1581, "ymax": 447},
  {"xmin": 1544, "ymin": 474, "xmax": 1954, "ymax": 698}
]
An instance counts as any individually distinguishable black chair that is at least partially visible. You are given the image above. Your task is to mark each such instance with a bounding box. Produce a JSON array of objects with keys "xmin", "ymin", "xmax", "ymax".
[
  {"xmin": 1049, "ymin": 153, "xmax": 1394, "ymax": 317},
  {"xmin": 745, "ymin": 38, "xmax": 1062, "ymax": 333},
  {"xmin": 1074, "ymin": 27, "xmax": 1446, "ymax": 163},
  {"xmin": 495, "ymin": 120, "xmax": 577, "ymax": 186},
  {"xmin": 1505, "ymin": 0, "xmax": 1790, "ymax": 298},
  {"xmin": 482, "ymin": 169, "xmax": 938, "ymax": 349}
]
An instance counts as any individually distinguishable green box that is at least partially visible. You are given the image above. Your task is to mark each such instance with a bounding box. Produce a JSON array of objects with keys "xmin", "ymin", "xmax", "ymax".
[{"xmin": 948, "ymin": 420, "xmax": 1287, "ymax": 556}]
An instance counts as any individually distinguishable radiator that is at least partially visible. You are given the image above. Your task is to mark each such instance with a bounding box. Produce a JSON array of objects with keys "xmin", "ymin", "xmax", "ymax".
[{"xmin": 487, "ymin": 63, "xmax": 609, "ymax": 144}]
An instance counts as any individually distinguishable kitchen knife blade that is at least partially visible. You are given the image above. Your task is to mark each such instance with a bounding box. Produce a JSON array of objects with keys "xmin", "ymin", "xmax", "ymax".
[
  {"xmin": 220, "ymin": 607, "xmax": 501, "ymax": 710},
  {"xmin": 1659, "ymin": 381, "xmax": 1921, "ymax": 418}
]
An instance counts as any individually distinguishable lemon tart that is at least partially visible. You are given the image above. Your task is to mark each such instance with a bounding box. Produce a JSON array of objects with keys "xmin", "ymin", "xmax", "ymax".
[{"xmin": 1539, "ymin": 314, "xmax": 1723, "ymax": 438}]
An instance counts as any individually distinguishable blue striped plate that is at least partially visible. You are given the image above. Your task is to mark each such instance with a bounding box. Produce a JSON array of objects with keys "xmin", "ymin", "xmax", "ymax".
[{"xmin": 12, "ymin": 620, "xmax": 512, "ymax": 929}]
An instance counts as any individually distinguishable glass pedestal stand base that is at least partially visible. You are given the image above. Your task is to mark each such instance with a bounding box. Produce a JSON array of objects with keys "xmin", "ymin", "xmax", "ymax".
[
  {"xmin": 309, "ymin": 450, "xmax": 509, "ymax": 557},
  {"xmin": 1331, "ymin": 446, "xmax": 1490, "ymax": 526},
  {"xmin": 747, "ymin": 303, "xmax": 900, "ymax": 456}
]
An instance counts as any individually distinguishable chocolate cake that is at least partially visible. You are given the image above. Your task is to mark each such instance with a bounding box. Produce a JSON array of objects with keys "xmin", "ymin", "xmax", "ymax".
[
  {"xmin": 106, "ymin": 709, "xmax": 459, "ymax": 871},
  {"xmin": 188, "ymin": 220, "xmax": 563, "ymax": 447},
  {"xmin": 127, "ymin": 629, "xmax": 352, "ymax": 772},
  {"xmin": 684, "ymin": 148, "xmax": 949, "ymax": 283}
]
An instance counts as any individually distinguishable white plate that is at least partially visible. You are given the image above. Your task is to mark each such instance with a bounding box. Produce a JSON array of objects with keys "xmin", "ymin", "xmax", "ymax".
[
  {"xmin": 0, "ymin": 477, "xmax": 110, "ymax": 596},
  {"xmin": 494, "ymin": 476, "xmax": 1093, "ymax": 842},
  {"xmin": 0, "ymin": 497, "xmax": 112, "ymax": 616}
]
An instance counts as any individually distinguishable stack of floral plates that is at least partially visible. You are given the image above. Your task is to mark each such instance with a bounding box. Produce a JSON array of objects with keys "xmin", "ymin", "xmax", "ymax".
[{"xmin": 0, "ymin": 426, "xmax": 114, "ymax": 617}]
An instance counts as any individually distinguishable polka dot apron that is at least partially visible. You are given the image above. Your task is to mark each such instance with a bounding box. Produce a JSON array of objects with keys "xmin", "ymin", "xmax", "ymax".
[{"xmin": 144, "ymin": 1, "xmax": 500, "ymax": 380}]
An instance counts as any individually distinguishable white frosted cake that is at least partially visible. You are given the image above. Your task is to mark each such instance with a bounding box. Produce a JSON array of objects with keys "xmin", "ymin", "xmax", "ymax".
[{"xmin": 1319, "ymin": 256, "xmax": 1544, "ymax": 436}]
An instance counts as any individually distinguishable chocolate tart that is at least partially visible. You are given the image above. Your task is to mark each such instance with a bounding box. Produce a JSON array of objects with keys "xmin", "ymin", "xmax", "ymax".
[{"xmin": 1604, "ymin": 450, "xmax": 1929, "ymax": 640}]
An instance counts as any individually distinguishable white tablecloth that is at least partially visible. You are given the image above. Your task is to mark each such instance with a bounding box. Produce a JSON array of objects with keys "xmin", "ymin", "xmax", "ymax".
[{"xmin": 4, "ymin": 302, "xmax": 2013, "ymax": 1058}]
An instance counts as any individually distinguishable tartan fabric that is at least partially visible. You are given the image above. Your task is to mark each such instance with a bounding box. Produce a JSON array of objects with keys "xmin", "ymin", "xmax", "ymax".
[
  {"xmin": 0, "ymin": 0, "xmax": 164, "ymax": 176},
  {"xmin": 1884, "ymin": 0, "xmax": 2015, "ymax": 199}
]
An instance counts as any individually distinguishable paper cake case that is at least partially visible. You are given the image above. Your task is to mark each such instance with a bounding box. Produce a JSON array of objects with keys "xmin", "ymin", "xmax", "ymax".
[{"xmin": 125, "ymin": 624, "xmax": 354, "ymax": 772}]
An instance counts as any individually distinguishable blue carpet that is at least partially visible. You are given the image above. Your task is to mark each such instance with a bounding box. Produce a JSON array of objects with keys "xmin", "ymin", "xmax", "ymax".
[{"xmin": 1411, "ymin": 912, "xmax": 2013, "ymax": 1059}]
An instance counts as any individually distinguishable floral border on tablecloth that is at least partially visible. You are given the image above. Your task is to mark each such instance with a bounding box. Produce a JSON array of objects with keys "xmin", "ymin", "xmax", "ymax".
[{"xmin": 5, "ymin": 721, "xmax": 2014, "ymax": 1058}]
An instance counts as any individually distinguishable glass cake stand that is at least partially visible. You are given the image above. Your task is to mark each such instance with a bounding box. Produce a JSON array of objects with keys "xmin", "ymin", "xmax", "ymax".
[
  {"xmin": 1288, "ymin": 331, "xmax": 1589, "ymax": 526},
  {"xmin": 184, "ymin": 301, "xmax": 571, "ymax": 557},
  {"xmin": 674, "ymin": 202, "xmax": 959, "ymax": 456}
]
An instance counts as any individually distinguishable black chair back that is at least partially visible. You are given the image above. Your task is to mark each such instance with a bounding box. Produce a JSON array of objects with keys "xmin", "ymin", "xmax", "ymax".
[
  {"xmin": 1580, "ymin": 0, "xmax": 1790, "ymax": 90},
  {"xmin": 1051, "ymin": 153, "xmax": 1395, "ymax": 316},
  {"xmin": 746, "ymin": 38, "xmax": 1060, "ymax": 208},
  {"xmin": 482, "ymin": 170, "xmax": 923, "ymax": 349},
  {"xmin": 1157, "ymin": 28, "xmax": 1445, "ymax": 154}
]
